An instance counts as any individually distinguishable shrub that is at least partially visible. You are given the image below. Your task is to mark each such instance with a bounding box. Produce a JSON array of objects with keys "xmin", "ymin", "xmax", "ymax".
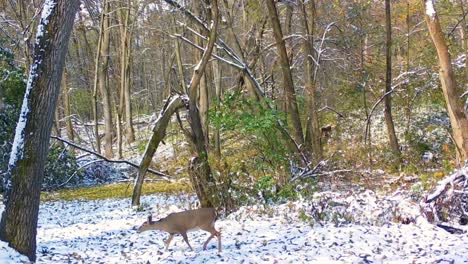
[{"xmin": 42, "ymin": 144, "xmax": 83, "ymax": 191}]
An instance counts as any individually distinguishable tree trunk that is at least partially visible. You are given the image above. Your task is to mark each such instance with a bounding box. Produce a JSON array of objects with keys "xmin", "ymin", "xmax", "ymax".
[
  {"xmin": 118, "ymin": 0, "xmax": 136, "ymax": 144},
  {"xmin": 384, "ymin": 0, "xmax": 401, "ymax": 159},
  {"xmin": 0, "ymin": 1, "xmax": 79, "ymax": 261},
  {"xmin": 175, "ymin": 37, "xmax": 187, "ymax": 93},
  {"xmin": 132, "ymin": 95, "xmax": 187, "ymax": 206},
  {"xmin": 62, "ymin": 69, "xmax": 74, "ymax": 142},
  {"xmin": 266, "ymin": 0, "xmax": 304, "ymax": 147},
  {"xmin": 300, "ymin": 0, "xmax": 322, "ymax": 160},
  {"xmin": 92, "ymin": 2, "xmax": 106, "ymax": 155},
  {"xmin": 405, "ymin": 0, "xmax": 413, "ymax": 135},
  {"xmin": 423, "ymin": 0, "xmax": 468, "ymax": 163},
  {"xmin": 99, "ymin": 0, "xmax": 114, "ymax": 158},
  {"xmin": 212, "ymin": 50, "xmax": 222, "ymax": 157},
  {"xmin": 186, "ymin": 0, "xmax": 219, "ymax": 208},
  {"xmin": 193, "ymin": 1, "xmax": 210, "ymax": 148}
]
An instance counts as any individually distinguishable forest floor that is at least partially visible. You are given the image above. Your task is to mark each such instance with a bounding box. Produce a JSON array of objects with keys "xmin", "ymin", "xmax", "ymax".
[{"xmin": 1, "ymin": 187, "xmax": 467, "ymax": 264}]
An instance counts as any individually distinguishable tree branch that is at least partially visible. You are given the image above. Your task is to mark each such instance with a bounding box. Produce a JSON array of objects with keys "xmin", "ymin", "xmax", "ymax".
[{"xmin": 50, "ymin": 136, "xmax": 172, "ymax": 179}]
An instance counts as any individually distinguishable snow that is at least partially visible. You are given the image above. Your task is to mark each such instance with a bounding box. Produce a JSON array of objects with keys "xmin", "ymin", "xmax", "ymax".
[
  {"xmin": 0, "ymin": 191, "xmax": 466, "ymax": 263},
  {"xmin": 425, "ymin": 0, "xmax": 436, "ymax": 19},
  {"xmin": 0, "ymin": 241, "xmax": 29, "ymax": 264},
  {"xmin": 35, "ymin": 0, "xmax": 56, "ymax": 44}
]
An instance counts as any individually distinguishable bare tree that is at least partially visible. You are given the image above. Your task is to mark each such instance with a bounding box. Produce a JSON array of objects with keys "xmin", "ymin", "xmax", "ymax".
[
  {"xmin": 193, "ymin": 0, "xmax": 210, "ymax": 147},
  {"xmin": 97, "ymin": 0, "xmax": 114, "ymax": 158},
  {"xmin": 300, "ymin": 0, "xmax": 322, "ymax": 160},
  {"xmin": 384, "ymin": 0, "xmax": 401, "ymax": 160},
  {"xmin": 0, "ymin": 0, "xmax": 79, "ymax": 260},
  {"xmin": 185, "ymin": 0, "xmax": 219, "ymax": 207},
  {"xmin": 423, "ymin": 0, "xmax": 468, "ymax": 163},
  {"xmin": 266, "ymin": 0, "xmax": 304, "ymax": 148},
  {"xmin": 117, "ymin": 0, "xmax": 137, "ymax": 144}
]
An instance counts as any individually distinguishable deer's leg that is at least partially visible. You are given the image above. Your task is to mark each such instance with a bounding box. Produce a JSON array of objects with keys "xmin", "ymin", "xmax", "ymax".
[
  {"xmin": 203, "ymin": 226, "xmax": 222, "ymax": 252},
  {"xmin": 203, "ymin": 234, "xmax": 215, "ymax": 250},
  {"xmin": 165, "ymin": 234, "xmax": 174, "ymax": 250},
  {"xmin": 216, "ymin": 230, "xmax": 222, "ymax": 253},
  {"xmin": 181, "ymin": 232, "xmax": 193, "ymax": 251}
]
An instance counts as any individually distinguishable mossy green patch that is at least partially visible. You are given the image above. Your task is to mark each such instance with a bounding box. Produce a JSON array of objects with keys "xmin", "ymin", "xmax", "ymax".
[{"xmin": 41, "ymin": 181, "xmax": 192, "ymax": 202}]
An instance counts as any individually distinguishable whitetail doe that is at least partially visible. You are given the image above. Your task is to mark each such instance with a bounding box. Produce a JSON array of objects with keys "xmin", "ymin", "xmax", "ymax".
[{"xmin": 137, "ymin": 208, "xmax": 221, "ymax": 253}]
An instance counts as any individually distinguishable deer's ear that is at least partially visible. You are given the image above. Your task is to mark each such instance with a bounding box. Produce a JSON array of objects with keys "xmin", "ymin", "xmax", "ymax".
[{"xmin": 147, "ymin": 215, "xmax": 152, "ymax": 224}]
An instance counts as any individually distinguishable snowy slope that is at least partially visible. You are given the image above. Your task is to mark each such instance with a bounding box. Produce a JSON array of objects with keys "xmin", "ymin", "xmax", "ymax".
[{"xmin": 0, "ymin": 192, "xmax": 466, "ymax": 263}]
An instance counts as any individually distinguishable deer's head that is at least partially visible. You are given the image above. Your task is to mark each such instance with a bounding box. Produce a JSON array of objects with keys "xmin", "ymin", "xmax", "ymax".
[{"xmin": 137, "ymin": 215, "xmax": 156, "ymax": 233}]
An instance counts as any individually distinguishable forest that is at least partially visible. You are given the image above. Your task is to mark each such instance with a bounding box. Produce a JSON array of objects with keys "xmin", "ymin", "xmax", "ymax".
[{"xmin": 0, "ymin": 0, "xmax": 467, "ymax": 263}]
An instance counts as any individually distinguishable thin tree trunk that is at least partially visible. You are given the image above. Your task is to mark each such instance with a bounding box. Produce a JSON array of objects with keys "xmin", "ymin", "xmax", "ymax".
[
  {"xmin": 92, "ymin": 2, "xmax": 105, "ymax": 155},
  {"xmin": 0, "ymin": 1, "xmax": 79, "ymax": 261},
  {"xmin": 266, "ymin": 0, "xmax": 304, "ymax": 147},
  {"xmin": 175, "ymin": 37, "xmax": 187, "ymax": 93},
  {"xmin": 99, "ymin": 0, "xmax": 114, "ymax": 158},
  {"xmin": 405, "ymin": 0, "xmax": 412, "ymax": 135},
  {"xmin": 300, "ymin": 0, "xmax": 322, "ymax": 160},
  {"xmin": 423, "ymin": 0, "xmax": 468, "ymax": 163},
  {"xmin": 62, "ymin": 69, "xmax": 74, "ymax": 141},
  {"xmin": 193, "ymin": 1, "xmax": 210, "ymax": 148},
  {"xmin": 384, "ymin": 0, "xmax": 401, "ymax": 159},
  {"xmin": 53, "ymin": 106, "xmax": 61, "ymax": 137},
  {"xmin": 118, "ymin": 0, "xmax": 136, "ymax": 144},
  {"xmin": 212, "ymin": 50, "xmax": 222, "ymax": 157}
]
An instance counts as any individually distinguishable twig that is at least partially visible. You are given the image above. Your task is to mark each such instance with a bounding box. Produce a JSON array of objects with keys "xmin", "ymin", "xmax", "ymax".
[
  {"xmin": 317, "ymin": 105, "xmax": 344, "ymax": 117},
  {"xmin": 50, "ymin": 136, "xmax": 171, "ymax": 179}
]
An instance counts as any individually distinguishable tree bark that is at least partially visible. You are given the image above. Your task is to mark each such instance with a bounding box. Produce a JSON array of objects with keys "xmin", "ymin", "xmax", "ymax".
[
  {"xmin": 132, "ymin": 95, "xmax": 188, "ymax": 206},
  {"xmin": 266, "ymin": 0, "xmax": 305, "ymax": 147},
  {"xmin": 423, "ymin": 0, "xmax": 468, "ymax": 163},
  {"xmin": 0, "ymin": 1, "xmax": 79, "ymax": 261},
  {"xmin": 384, "ymin": 0, "xmax": 401, "ymax": 159}
]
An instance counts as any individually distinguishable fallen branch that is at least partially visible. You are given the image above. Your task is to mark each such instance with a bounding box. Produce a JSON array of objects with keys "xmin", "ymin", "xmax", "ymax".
[
  {"xmin": 50, "ymin": 136, "xmax": 171, "ymax": 179},
  {"xmin": 436, "ymin": 223, "xmax": 465, "ymax": 234},
  {"xmin": 426, "ymin": 166, "xmax": 467, "ymax": 203},
  {"xmin": 290, "ymin": 160, "xmax": 326, "ymax": 182}
]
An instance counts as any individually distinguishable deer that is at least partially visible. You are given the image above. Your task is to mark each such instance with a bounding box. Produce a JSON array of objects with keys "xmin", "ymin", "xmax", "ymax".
[{"xmin": 137, "ymin": 208, "xmax": 221, "ymax": 253}]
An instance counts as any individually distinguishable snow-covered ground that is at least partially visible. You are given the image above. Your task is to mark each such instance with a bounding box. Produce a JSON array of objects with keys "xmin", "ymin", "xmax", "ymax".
[{"xmin": 0, "ymin": 191, "xmax": 466, "ymax": 263}]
